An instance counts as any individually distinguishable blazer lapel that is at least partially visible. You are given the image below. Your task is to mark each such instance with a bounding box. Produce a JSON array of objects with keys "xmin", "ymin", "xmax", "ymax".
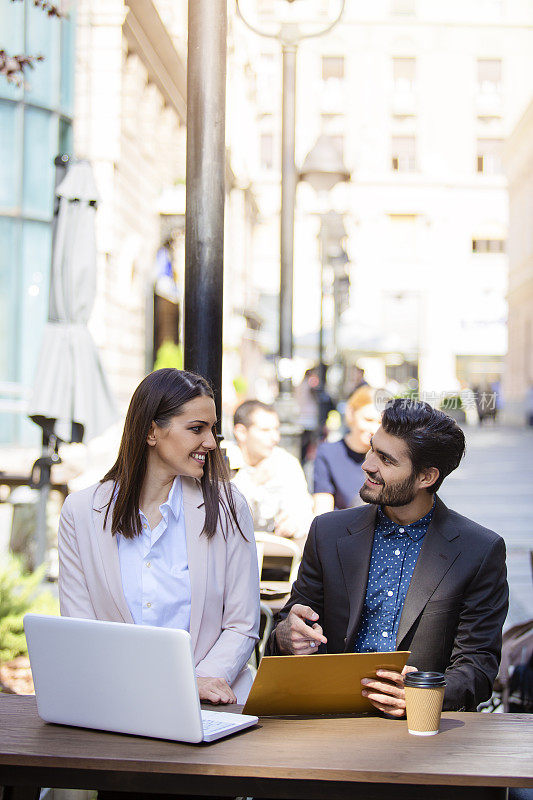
[
  {"xmin": 338, "ymin": 504, "xmax": 377, "ymax": 650},
  {"xmin": 92, "ymin": 482, "xmax": 134, "ymax": 623},
  {"xmin": 396, "ymin": 496, "xmax": 461, "ymax": 647},
  {"xmin": 182, "ymin": 477, "xmax": 208, "ymax": 652}
]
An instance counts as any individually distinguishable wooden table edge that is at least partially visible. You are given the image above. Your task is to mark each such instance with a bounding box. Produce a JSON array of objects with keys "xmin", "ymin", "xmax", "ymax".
[{"xmin": 1, "ymin": 757, "xmax": 532, "ymax": 788}]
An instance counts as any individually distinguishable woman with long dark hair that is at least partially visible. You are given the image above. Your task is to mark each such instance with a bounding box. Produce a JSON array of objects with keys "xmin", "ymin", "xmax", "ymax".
[{"xmin": 58, "ymin": 368, "xmax": 260, "ymax": 704}]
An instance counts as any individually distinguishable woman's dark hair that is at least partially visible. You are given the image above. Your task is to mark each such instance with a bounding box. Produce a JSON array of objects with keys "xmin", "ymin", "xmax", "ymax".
[
  {"xmin": 381, "ymin": 399, "xmax": 466, "ymax": 492},
  {"xmin": 102, "ymin": 368, "xmax": 242, "ymax": 539}
]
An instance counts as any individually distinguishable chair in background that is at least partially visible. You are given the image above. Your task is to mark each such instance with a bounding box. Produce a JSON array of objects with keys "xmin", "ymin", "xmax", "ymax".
[
  {"xmin": 248, "ymin": 602, "xmax": 274, "ymax": 672},
  {"xmin": 254, "ymin": 532, "xmax": 302, "ymax": 612}
]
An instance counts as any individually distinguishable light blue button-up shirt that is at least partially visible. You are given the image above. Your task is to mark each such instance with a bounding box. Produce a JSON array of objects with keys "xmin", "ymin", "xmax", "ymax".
[{"xmin": 117, "ymin": 476, "xmax": 191, "ymax": 630}]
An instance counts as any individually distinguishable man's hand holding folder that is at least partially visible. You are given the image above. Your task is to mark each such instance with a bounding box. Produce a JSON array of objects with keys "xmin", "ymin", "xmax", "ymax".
[{"xmin": 274, "ymin": 603, "xmax": 417, "ymax": 717}]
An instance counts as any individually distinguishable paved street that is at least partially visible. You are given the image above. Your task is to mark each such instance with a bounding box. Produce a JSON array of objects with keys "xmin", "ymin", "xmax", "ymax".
[{"xmin": 439, "ymin": 424, "xmax": 533, "ymax": 629}]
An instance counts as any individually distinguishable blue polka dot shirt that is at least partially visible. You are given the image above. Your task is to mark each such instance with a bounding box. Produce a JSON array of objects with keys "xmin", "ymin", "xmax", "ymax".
[{"xmin": 353, "ymin": 500, "xmax": 436, "ymax": 652}]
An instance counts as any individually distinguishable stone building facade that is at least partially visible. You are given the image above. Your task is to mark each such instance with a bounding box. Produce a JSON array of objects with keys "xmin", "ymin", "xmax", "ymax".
[{"xmin": 504, "ymin": 98, "xmax": 533, "ymax": 421}]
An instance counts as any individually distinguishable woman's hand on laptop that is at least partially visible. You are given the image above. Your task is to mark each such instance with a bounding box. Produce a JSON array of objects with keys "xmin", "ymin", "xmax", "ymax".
[
  {"xmin": 361, "ymin": 665, "xmax": 418, "ymax": 717},
  {"xmin": 197, "ymin": 677, "xmax": 237, "ymax": 704},
  {"xmin": 275, "ymin": 604, "xmax": 327, "ymax": 655}
]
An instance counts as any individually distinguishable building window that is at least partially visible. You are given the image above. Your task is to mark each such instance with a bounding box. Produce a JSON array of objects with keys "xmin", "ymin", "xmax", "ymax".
[
  {"xmin": 472, "ymin": 239, "xmax": 505, "ymax": 253},
  {"xmin": 476, "ymin": 138, "xmax": 503, "ymax": 174},
  {"xmin": 391, "ymin": 135, "xmax": 416, "ymax": 172},
  {"xmin": 322, "ymin": 55, "xmax": 344, "ymax": 81},
  {"xmin": 388, "ymin": 214, "xmax": 419, "ymax": 255},
  {"xmin": 393, "ymin": 57, "xmax": 416, "ymax": 93},
  {"xmin": 477, "ymin": 59, "xmax": 502, "ymax": 95},
  {"xmin": 260, "ymin": 133, "xmax": 274, "ymax": 170},
  {"xmin": 321, "ymin": 112, "xmax": 344, "ymax": 128},
  {"xmin": 477, "ymin": 114, "xmax": 502, "ymax": 124},
  {"xmin": 257, "ymin": 0, "xmax": 275, "ymax": 16},
  {"xmin": 391, "ymin": 0, "xmax": 416, "ymax": 15}
]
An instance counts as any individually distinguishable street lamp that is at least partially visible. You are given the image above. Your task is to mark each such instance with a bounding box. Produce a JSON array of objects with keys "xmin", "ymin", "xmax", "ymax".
[
  {"xmin": 299, "ymin": 136, "xmax": 350, "ymax": 426},
  {"xmin": 316, "ymin": 211, "xmax": 348, "ymax": 429},
  {"xmin": 235, "ymin": 0, "xmax": 346, "ymax": 398},
  {"xmin": 300, "ymin": 134, "xmax": 350, "ymax": 192}
]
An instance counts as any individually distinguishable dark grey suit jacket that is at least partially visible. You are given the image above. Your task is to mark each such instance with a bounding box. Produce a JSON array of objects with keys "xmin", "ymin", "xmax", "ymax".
[{"xmin": 266, "ymin": 497, "xmax": 508, "ymax": 711}]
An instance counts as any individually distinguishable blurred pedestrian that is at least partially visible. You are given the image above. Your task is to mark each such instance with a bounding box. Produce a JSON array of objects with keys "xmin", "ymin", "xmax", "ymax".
[
  {"xmin": 295, "ymin": 366, "xmax": 334, "ymax": 464},
  {"xmin": 348, "ymin": 365, "xmax": 368, "ymax": 395},
  {"xmin": 313, "ymin": 386, "xmax": 381, "ymax": 514},
  {"xmin": 58, "ymin": 369, "xmax": 260, "ymax": 705},
  {"xmin": 232, "ymin": 400, "xmax": 313, "ymax": 548}
]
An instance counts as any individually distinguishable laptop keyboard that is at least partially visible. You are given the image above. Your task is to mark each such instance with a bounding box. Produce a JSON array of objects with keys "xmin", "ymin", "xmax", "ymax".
[{"xmin": 201, "ymin": 710, "xmax": 244, "ymax": 735}]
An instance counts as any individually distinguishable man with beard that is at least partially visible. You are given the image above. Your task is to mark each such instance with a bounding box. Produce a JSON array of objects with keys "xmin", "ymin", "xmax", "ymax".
[{"xmin": 267, "ymin": 399, "xmax": 508, "ymax": 713}]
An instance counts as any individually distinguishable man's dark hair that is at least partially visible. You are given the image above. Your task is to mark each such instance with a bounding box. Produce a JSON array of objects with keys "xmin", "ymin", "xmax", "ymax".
[
  {"xmin": 381, "ymin": 399, "xmax": 466, "ymax": 492},
  {"xmin": 233, "ymin": 399, "xmax": 277, "ymax": 429}
]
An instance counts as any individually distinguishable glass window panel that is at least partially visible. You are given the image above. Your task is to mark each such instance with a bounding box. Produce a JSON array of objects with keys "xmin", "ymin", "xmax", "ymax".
[
  {"xmin": 322, "ymin": 56, "xmax": 345, "ymax": 81},
  {"xmin": 391, "ymin": 0, "xmax": 416, "ymax": 15},
  {"xmin": 388, "ymin": 214, "xmax": 418, "ymax": 255},
  {"xmin": 0, "ymin": 101, "xmax": 22, "ymax": 210},
  {"xmin": 391, "ymin": 135, "xmax": 416, "ymax": 171},
  {"xmin": 0, "ymin": 217, "xmax": 20, "ymax": 382},
  {"xmin": 0, "ymin": 217, "xmax": 20, "ymax": 443},
  {"xmin": 476, "ymin": 138, "xmax": 503, "ymax": 174},
  {"xmin": 60, "ymin": 11, "xmax": 76, "ymax": 114},
  {"xmin": 24, "ymin": 0, "xmax": 61, "ymax": 107},
  {"xmin": 16, "ymin": 220, "xmax": 52, "ymax": 445},
  {"xmin": 260, "ymin": 133, "xmax": 274, "ymax": 170},
  {"xmin": 23, "ymin": 106, "xmax": 58, "ymax": 219},
  {"xmin": 0, "ymin": 0, "xmax": 24, "ymax": 101},
  {"xmin": 19, "ymin": 220, "xmax": 52, "ymax": 391},
  {"xmin": 477, "ymin": 59, "xmax": 502, "ymax": 93},
  {"xmin": 393, "ymin": 57, "xmax": 416, "ymax": 91},
  {"xmin": 58, "ymin": 117, "xmax": 73, "ymax": 155}
]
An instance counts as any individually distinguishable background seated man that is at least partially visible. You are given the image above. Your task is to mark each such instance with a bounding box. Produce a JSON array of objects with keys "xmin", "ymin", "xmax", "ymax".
[
  {"xmin": 231, "ymin": 400, "xmax": 313, "ymax": 561},
  {"xmin": 267, "ymin": 399, "xmax": 508, "ymax": 714}
]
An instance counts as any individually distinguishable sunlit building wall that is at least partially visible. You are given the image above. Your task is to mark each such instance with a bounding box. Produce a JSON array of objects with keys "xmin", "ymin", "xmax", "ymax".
[
  {"xmin": 232, "ymin": 0, "xmax": 533, "ymax": 395},
  {"xmin": 73, "ymin": 0, "xmax": 187, "ymax": 411},
  {"xmin": 504, "ymin": 98, "xmax": 533, "ymax": 421}
]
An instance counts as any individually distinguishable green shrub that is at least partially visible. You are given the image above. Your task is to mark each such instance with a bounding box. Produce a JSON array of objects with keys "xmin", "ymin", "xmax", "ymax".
[{"xmin": 0, "ymin": 556, "xmax": 59, "ymax": 663}]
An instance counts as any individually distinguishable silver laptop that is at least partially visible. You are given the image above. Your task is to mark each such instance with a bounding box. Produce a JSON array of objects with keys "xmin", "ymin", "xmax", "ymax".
[{"xmin": 24, "ymin": 614, "xmax": 258, "ymax": 743}]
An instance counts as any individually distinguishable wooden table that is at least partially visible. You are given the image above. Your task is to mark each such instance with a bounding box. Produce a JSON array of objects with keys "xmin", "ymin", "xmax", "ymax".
[{"xmin": 1, "ymin": 695, "xmax": 532, "ymax": 800}]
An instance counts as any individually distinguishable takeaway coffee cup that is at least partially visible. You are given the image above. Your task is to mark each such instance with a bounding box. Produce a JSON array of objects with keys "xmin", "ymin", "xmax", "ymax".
[{"xmin": 404, "ymin": 671, "xmax": 446, "ymax": 736}]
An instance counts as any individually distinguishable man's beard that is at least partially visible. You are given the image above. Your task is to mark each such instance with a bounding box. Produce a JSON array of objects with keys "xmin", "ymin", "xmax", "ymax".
[{"xmin": 359, "ymin": 469, "xmax": 417, "ymax": 507}]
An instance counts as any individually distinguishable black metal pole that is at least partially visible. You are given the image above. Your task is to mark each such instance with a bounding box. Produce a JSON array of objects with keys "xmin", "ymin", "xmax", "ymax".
[
  {"xmin": 279, "ymin": 43, "xmax": 297, "ymax": 396},
  {"xmin": 184, "ymin": 0, "xmax": 227, "ymax": 430},
  {"xmin": 317, "ymin": 226, "xmax": 328, "ymax": 434}
]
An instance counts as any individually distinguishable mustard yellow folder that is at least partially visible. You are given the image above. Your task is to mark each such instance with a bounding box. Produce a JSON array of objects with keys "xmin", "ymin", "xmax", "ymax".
[{"xmin": 243, "ymin": 651, "xmax": 411, "ymax": 716}]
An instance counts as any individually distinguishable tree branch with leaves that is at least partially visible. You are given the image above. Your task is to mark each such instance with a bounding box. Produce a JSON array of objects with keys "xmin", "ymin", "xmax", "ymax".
[{"xmin": 0, "ymin": 0, "xmax": 66, "ymax": 86}]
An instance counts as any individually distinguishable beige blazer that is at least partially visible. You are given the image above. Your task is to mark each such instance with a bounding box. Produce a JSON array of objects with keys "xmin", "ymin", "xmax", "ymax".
[{"xmin": 58, "ymin": 478, "xmax": 260, "ymax": 703}]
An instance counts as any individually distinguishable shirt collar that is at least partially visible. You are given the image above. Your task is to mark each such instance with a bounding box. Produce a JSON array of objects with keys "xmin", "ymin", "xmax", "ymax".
[
  {"xmin": 376, "ymin": 497, "xmax": 436, "ymax": 541},
  {"xmin": 159, "ymin": 476, "xmax": 183, "ymax": 522}
]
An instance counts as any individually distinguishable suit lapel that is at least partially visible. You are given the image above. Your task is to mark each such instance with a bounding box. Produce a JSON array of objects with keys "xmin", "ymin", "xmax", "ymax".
[
  {"xmin": 338, "ymin": 504, "xmax": 377, "ymax": 650},
  {"xmin": 92, "ymin": 482, "xmax": 134, "ymax": 623},
  {"xmin": 396, "ymin": 497, "xmax": 461, "ymax": 646},
  {"xmin": 182, "ymin": 477, "xmax": 208, "ymax": 652}
]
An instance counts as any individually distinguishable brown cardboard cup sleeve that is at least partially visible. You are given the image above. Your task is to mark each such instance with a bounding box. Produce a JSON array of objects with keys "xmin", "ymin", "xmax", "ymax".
[{"xmin": 404, "ymin": 671, "xmax": 446, "ymax": 736}]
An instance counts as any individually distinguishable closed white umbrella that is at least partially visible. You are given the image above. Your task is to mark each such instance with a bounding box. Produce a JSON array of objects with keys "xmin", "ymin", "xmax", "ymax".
[
  {"xmin": 28, "ymin": 159, "xmax": 118, "ymax": 564},
  {"xmin": 29, "ymin": 160, "xmax": 117, "ymax": 442}
]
